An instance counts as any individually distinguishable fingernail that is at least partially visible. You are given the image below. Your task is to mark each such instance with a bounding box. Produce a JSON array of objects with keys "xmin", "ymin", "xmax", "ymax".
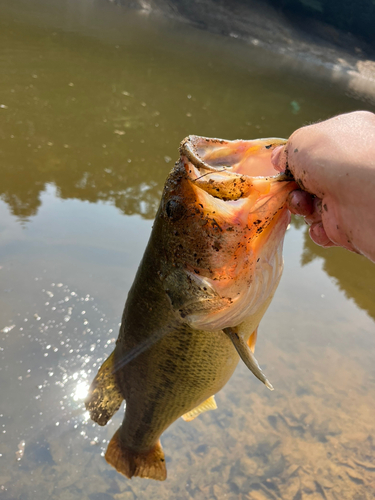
[{"xmin": 310, "ymin": 222, "xmax": 331, "ymax": 247}]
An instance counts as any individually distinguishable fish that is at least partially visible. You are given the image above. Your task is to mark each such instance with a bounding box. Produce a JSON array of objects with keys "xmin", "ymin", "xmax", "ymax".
[{"xmin": 85, "ymin": 135, "xmax": 297, "ymax": 481}]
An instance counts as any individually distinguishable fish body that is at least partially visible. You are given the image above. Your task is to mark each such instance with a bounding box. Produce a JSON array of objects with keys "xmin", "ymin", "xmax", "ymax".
[{"xmin": 85, "ymin": 136, "xmax": 297, "ymax": 480}]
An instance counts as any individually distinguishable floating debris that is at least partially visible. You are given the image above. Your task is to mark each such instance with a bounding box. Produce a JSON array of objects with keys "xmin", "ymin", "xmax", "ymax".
[
  {"xmin": 1, "ymin": 325, "xmax": 15, "ymax": 333},
  {"xmin": 15, "ymin": 440, "xmax": 26, "ymax": 461}
]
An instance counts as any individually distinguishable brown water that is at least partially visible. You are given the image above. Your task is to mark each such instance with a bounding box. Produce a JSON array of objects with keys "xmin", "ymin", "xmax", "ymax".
[{"xmin": 0, "ymin": 1, "xmax": 375, "ymax": 499}]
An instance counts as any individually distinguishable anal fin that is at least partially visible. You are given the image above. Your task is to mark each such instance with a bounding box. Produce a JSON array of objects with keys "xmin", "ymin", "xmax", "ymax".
[
  {"xmin": 181, "ymin": 395, "xmax": 217, "ymax": 422},
  {"xmin": 105, "ymin": 429, "xmax": 167, "ymax": 481},
  {"xmin": 247, "ymin": 327, "xmax": 258, "ymax": 353},
  {"xmin": 85, "ymin": 350, "xmax": 123, "ymax": 426}
]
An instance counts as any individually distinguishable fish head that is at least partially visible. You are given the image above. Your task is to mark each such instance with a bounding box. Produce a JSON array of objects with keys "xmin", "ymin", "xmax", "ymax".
[{"xmin": 158, "ymin": 135, "xmax": 297, "ymax": 331}]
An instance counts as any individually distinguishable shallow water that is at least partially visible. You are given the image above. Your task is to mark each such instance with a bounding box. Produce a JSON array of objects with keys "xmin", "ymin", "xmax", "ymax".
[{"xmin": 0, "ymin": 1, "xmax": 375, "ymax": 499}]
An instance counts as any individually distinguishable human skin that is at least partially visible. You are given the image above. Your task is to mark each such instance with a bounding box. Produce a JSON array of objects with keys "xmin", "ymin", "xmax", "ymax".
[{"xmin": 271, "ymin": 111, "xmax": 375, "ymax": 263}]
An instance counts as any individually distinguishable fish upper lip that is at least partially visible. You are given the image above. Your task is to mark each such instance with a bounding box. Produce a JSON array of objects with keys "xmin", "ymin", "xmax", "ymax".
[
  {"xmin": 180, "ymin": 135, "xmax": 293, "ymax": 183},
  {"xmin": 180, "ymin": 136, "xmax": 219, "ymax": 173}
]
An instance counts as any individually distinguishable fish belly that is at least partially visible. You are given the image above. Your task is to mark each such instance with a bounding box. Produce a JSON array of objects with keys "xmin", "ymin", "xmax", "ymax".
[{"xmin": 116, "ymin": 323, "xmax": 239, "ymax": 452}]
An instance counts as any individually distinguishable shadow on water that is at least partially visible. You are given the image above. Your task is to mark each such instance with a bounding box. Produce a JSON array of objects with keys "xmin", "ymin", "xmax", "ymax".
[
  {"xmin": 301, "ymin": 227, "xmax": 375, "ymax": 322},
  {"xmin": 290, "ymin": 215, "xmax": 375, "ymax": 322}
]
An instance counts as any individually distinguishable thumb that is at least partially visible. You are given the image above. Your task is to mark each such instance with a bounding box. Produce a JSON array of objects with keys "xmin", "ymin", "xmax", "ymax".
[{"xmin": 271, "ymin": 144, "xmax": 288, "ymax": 173}]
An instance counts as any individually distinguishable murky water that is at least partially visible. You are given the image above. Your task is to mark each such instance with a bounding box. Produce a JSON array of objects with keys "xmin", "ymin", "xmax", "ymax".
[{"xmin": 1, "ymin": 1, "xmax": 375, "ymax": 499}]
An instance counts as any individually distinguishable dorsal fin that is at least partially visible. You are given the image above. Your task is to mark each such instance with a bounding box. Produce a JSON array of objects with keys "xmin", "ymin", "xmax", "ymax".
[{"xmin": 85, "ymin": 350, "xmax": 124, "ymax": 426}]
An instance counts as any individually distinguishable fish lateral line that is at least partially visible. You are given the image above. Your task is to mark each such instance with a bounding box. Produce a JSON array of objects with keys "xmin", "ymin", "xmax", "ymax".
[{"xmin": 111, "ymin": 321, "xmax": 180, "ymax": 374}]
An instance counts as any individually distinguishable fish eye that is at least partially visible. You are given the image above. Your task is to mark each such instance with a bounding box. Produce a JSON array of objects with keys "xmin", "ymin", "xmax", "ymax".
[{"xmin": 165, "ymin": 198, "xmax": 186, "ymax": 221}]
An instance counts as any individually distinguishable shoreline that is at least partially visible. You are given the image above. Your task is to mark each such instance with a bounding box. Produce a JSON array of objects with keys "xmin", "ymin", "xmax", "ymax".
[{"xmin": 116, "ymin": 0, "xmax": 375, "ymax": 103}]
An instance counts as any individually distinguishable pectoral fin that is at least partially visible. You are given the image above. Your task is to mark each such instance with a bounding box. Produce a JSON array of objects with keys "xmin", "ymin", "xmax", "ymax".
[
  {"xmin": 85, "ymin": 350, "xmax": 124, "ymax": 425},
  {"xmin": 181, "ymin": 395, "xmax": 217, "ymax": 422},
  {"xmin": 224, "ymin": 327, "xmax": 274, "ymax": 391},
  {"xmin": 248, "ymin": 327, "xmax": 258, "ymax": 353}
]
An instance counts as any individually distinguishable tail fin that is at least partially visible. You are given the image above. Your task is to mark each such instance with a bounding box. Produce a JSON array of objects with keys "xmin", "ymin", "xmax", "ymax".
[
  {"xmin": 85, "ymin": 350, "xmax": 124, "ymax": 426},
  {"xmin": 105, "ymin": 429, "xmax": 167, "ymax": 481}
]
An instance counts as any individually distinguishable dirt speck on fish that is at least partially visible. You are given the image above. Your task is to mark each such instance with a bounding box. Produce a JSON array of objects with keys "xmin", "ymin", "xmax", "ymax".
[{"xmin": 85, "ymin": 135, "xmax": 297, "ymax": 480}]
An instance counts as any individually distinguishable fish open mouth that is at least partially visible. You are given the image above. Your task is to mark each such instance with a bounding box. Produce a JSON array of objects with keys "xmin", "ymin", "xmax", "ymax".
[{"xmin": 179, "ymin": 135, "xmax": 294, "ymax": 208}]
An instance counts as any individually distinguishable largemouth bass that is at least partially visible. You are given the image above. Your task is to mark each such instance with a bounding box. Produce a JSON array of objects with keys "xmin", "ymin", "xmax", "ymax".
[{"xmin": 85, "ymin": 135, "xmax": 296, "ymax": 481}]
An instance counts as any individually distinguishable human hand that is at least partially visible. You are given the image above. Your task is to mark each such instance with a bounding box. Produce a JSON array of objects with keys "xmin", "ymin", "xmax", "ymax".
[{"xmin": 271, "ymin": 111, "xmax": 375, "ymax": 262}]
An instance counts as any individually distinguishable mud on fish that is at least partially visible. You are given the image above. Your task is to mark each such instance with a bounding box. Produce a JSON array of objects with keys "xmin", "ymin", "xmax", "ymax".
[{"xmin": 85, "ymin": 135, "xmax": 297, "ymax": 480}]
